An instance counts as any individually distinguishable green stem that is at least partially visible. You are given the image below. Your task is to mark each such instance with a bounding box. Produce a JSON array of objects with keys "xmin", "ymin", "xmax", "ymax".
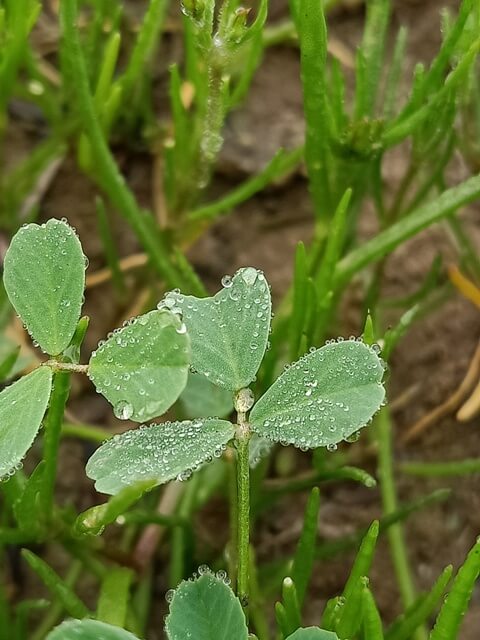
[
  {"xmin": 62, "ymin": 422, "xmax": 112, "ymax": 443},
  {"xmin": 376, "ymin": 407, "xmax": 426, "ymax": 640},
  {"xmin": 41, "ymin": 371, "xmax": 71, "ymax": 517},
  {"xmin": 236, "ymin": 424, "xmax": 251, "ymax": 610},
  {"xmin": 170, "ymin": 476, "xmax": 199, "ymax": 587},
  {"xmin": 228, "ymin": 454, "xmax": 239, "ymax": 586}
]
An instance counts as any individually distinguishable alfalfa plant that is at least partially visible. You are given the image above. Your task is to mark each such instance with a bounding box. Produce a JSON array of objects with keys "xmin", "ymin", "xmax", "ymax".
[{"xmin": 1, "ymin": 218, "xmax": 387, "ymax": 636}]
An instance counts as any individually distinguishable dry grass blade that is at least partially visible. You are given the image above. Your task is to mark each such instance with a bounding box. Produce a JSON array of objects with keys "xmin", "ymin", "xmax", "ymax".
[
  {"xmin": 401, "ymin": 340, "xmax": 480, "ymax": 445},
  {"xmin": 85, "ymin": 253, "xmax": 148, "ymax": 288}
]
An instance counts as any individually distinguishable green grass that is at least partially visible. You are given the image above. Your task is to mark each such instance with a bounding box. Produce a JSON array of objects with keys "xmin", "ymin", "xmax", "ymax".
[{"xmin": 0, "ymin": 0, "xmax": 479, "ymax": 638}]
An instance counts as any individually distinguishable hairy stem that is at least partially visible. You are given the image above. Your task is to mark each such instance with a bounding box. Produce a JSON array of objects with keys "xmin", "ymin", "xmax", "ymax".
[
  {"xmin": 44, "ymin": 361, "xmax": 89, "ymax": 374},
  {"xmin": 236, "ymin": 413, "xmax": 251, "ymax": 612}
]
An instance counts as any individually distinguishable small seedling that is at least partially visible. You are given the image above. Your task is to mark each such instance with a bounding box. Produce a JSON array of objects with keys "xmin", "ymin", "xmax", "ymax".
[{"xmin": 2, "ymin": 218, "xmax": 386, "ymax": 637}]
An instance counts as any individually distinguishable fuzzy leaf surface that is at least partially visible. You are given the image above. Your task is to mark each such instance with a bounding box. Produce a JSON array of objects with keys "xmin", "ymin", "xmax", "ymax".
[
  {"xmin": 179, "ymin": 372, "xmax": 234, "ymax": 418},
  {"xmin": 4, "ymin": 219, "xmax": 85, "ymax": 355},
  {"xmin": 46, "ymin": 619, "xmax": 140, "ymax": 640},
  {"xmin": 86, "ymin": 419, "xmax": 235, "ymax": 494},
  {"xmin": 88, "ymin": 310, "xmax": 190, "ymax": 422},
  {"xmin": 162, "ymin": 267, "xmax": 271, "ymax": 390},
  {"xmin": 250, "ymin": 340, "xmax": 385, "ymax": 448},
  {"xmin": 0, "ymin": 367, "xmax": 52, "ymax": 479},
  {"xmin": 165, "ymin": 572, "xmax": 248, "ymax": 640}
]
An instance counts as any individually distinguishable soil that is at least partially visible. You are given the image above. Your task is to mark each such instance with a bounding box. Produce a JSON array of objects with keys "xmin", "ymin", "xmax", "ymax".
[{"xmin": 4, "ymin": 0, "xmax": 480, "ymax": 638}]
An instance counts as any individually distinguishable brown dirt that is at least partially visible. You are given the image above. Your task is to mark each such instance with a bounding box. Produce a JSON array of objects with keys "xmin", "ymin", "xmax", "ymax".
[{"xmin": 4, "ymin": 0, "xmax": 480, "ymax": 638}]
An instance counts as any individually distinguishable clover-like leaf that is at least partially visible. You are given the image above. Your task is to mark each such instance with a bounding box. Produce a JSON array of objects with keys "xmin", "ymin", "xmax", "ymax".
[
  {"xmin": 286, "ymin": 629, "xmax": 339, "ymax": 640},
  {"xmin": 86, "ymin": 418, "xmax": 235, "ymax": 494},
  {"xmin": 165, "ymin": 571, "xmax": 248, "ymax": 640},
  {"xmin": 162, "ymin": 267, "xmax": 271, "ymax": 390},
  {"xmin": 88, "ymin": 310, "xmax": 190, "ymax": 422},
  {"xmin": 179, "ymin": 372, "xmax": 234, "ymax": 418},
  {"xmin": 250, "ymin": 340, "xmax": 385, "ymax": 449},
  {"xmin": 4, "ymin": 219, "xmax": 86, "ymax": 355},
  {"xmin": 46, "ymin": 619, "xmax": 140, "ymax": 640},
  {"xmin": 0, "ymin": 367, "xmax": 52, "ymax": 479}
]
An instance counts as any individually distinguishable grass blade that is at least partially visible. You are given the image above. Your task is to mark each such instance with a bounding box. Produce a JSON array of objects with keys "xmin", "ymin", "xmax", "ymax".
[
  {"xmin": 430, "ymin": 537, "xmax": 480, "ymax": 640},
  {"xmin": 334, "ymin": 173, "xmax": 480, "ymax": 288},
  {"xmin": 291, "ymin": 487, "xmax": 320, "ymax": 606}
]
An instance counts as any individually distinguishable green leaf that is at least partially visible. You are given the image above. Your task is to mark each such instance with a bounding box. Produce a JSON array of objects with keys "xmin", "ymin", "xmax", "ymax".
[
  {"xmin": 14, "ymin": 461, "xmax": 46, "ymax": 535},
  {"xmin": 75, "ymin": 480, "xmax": 156, "ymax": 534},
  {"xmin": 22, "ymin": 549, "xmax": 89, "ymax": 619},
  {"xmin": 46, "ymin": 619, "xmax": 140, "ymax": 640},
  {"xmin": 0, "ymin": 335, "xmax": 35, "ymax": 380},
  {"xmin": 430, "ymin": 536, "xmax": 480, "ymax": 640},
  {"xmin": 88, "ymin": 309, "xmax": 190, "ymax": 422},
  {"xmin": 250, "ymin": 340, "xmax": 385, "ymax": 449},
  {"xmin": 179, "ymin": 372, "xmax": 233, "ymax": 418},
  {"xmin": 86, "ymin": 418, "xmax": 235, "ymax": 494},
  {"xmin": 162, "ymin": 267, "xmax": 271, "ymax": 390},
  {"xmin": 286, "ymin": 629, "xmax": 339, "ymax": 640},
  {"xmin": 4, "ymin": 219, "xmax": 86, "ymax": 355},
  {"xmin": 0, "ymin": 367, "xmax": 52, "ymax": 479},
  {"xmin": 165, "ymin": 572, "xmax": 248, "ymax": 640}
]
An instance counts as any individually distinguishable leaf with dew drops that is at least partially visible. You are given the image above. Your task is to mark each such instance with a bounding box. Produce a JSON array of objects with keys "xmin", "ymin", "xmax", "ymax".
[
  {"xmin": 86, "ymin": 418, "xmax": 235, "ymax": 495},
  {"xmin": 179, "ymin": 372, "xmax": 234, "ymax": 419},
  {"xmin": 250, "ymin": 340, "xmax": 385, "ymax": 449},
  {"xmin": 160, "ymin": 267, "xmax": 271, "ymax": 391},
  {"xmin": 46, "ymin": 619, "xmax": 140, "ymax": 640},
  {"xmin": 88, "ymin": 309, "xmax": 190, "ymax": 423},
  {"xmin": 0, "ymin": 367, "xmax": 52, "ymax": 480},
  {"xmin": 165, "ymin": 570, "xmax": 248, "ymax": 640},
  {"xmin": 4, "ymin": 219, "xmax": 86, "ymax": 356},
  {"xmin": 286, "ymin": 629, "xmax": 339, "ymax": 640}
]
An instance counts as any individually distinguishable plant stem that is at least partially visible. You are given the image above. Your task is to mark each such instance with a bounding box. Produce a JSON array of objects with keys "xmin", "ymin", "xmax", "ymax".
[
  {"xmin": 41, "ymin": 371, "xmax": 71, "ymax": 518},
  {"xmin": 376, "ymin": 407, "xmax": 427, "ymax": 640},
  {"xmin": 44, "ymin": 361, "xmax": 89, "ymax": 374},
  {"xmin": 62, "ymin": 422, "xmax": 112, "ymax": 443},
  {"xmin": 236, "ymin": 416, "xmax": 251, "ymax": 611}
]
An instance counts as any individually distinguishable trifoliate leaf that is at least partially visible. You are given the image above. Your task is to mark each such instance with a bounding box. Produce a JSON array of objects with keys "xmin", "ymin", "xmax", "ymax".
[
  {"xmin": 250, "ymin": 340, "xmax": 385, "ymax": 449},
  {"xmin": 161, "ymin": 267, "xmax": 271, "ymax": 391},
  {"xmin": 86, "ymin": 418, "xmax": 235, "ymax": 494},
  {"xmin": 88, "ymin": 310, "xmax": 190, "ymax": 422},
  {"xmin": 4, "ymin": 219, "xmax": 86, "ymax": 355}
]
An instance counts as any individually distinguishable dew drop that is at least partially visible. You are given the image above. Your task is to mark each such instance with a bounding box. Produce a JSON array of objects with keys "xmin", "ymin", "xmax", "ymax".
[
  {"xmin": 114, "ymin": 400, "xmax": 134, "ymax": 420},
  {"xmin": 221, "ymin": 275, "xmax": 233, "ymax": 288}
]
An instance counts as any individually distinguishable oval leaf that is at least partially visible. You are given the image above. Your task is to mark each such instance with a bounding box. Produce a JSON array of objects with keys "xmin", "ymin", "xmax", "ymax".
[
  {"xmin": 88, "ymin": 310, "xmax": 190, "ymax": 422},
  {"xmin": 250, "ymin": 340, "xmax": 385, "ymax": 449},
  {"xmin": 286, "ymin": 629, "xmax": 339, "ymax": 640},
  {"xmin": 0, "ymin": 367, "xmax": 52, "ymax": 479},
  {"xmin": 179, "ymin": 372, "xmax": 234, "ymax": 418},
  {"xmin": 165, "ymin": 572, "xmax": 248, "ymax": 640},
  {"xmin": 46, "ymin": 619, "xmax": 140, "ymax": 640},
  {"xmin": 4, "ymin": 219, "xmax": 86, "ymax": 355},
  {"xmin": 86, "ymin": 418, "xmax": 235, "ymax": 494},
  {"xmin": 161, "ymin": 267, "xmax": 271, "ymax": 390}
]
